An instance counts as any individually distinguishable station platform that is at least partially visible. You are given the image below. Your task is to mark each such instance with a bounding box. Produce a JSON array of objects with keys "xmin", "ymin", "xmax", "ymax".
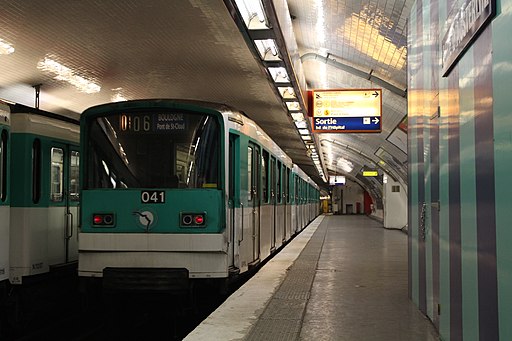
[{"xmin": 184, "ymin": 214, "xmax": 439, "ymax": 341}]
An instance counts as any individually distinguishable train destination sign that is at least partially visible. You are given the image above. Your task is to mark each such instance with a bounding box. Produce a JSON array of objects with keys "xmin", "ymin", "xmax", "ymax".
[
  {"xmin": 311, "ymin": 89, "xmax": 382, "ymax": 133},
  {"xmin": 119, "ymin": 112, "xmax": 187, "ymax": 133}
]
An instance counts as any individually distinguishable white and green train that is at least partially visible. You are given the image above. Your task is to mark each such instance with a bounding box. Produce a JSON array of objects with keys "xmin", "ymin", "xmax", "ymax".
[
  {"xmin": 0, "ymin": 101, "xmax": 80, "ymax": 334},
  {"xmin": 4, "ymin": 102, "xmax": 80, "ymax": 285},
  {"xmin": 78, "ymin": 99, "xmax": 319, "ymax": 293}
]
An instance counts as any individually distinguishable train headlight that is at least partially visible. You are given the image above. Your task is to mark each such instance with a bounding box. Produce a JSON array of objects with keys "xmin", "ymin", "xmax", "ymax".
[
  {"xmin": 92, "ymin": 213, "xmax": 115, "ymax": 227},
  {"xmin": 182, "ymin": 214, "xmax": 193, "ymax": 225},
  {"xmin": 180, "ymin": 212, "xmax": 206, "ymax": 227}
]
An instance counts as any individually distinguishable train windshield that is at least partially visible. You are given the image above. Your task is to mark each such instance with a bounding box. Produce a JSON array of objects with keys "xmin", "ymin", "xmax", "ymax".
[{"xmin": 85, "ymin": 110, "xmax": 220, "ymax": 189}]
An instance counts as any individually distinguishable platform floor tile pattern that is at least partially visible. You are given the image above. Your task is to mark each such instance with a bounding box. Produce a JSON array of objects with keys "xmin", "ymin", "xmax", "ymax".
[{"xmin": 246, "ymin": 215, "xmax": 439, "ymax": 341}]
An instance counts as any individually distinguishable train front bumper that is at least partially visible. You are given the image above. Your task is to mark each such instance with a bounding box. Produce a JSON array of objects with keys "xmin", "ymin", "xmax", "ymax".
[{"xmin": 78, "ymin": 232, "xmax": 229, "ymax": 279}]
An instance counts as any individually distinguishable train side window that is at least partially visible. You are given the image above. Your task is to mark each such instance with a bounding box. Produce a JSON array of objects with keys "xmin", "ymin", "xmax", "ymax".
[
  {"xmin": 262, "ymin": 150, "xmax": 268, "ymax": 203},
  {"xmin": 296, "ymin": 178, "xmax": 299, "ymax": 202},
  {"xmin": 277, "ymin": 161, "xmax": 282, "ymax": 203},
  {"xmin": 0, "ymin": 129, "xmax": 7, "ymax": 201},
  {"xmin": 248, "ymin": 146, "xmax": 253, "ymax": 201},
  {"xmin": 50, "ymin": 147, "xmax": 64, "ymax": 202},
  {"xmin": 300, "ymin": 179, "xmax": 303, "ymax": 202},
  {"xmin": 32, "ymin": 138, "xmax": 41, "ymax": 204},
  {"xmin": 70, "ymin": 151, "xmax": 80, "ymax": 201},
  {"xmin": 269, "ymin": 157, "xmax": 275, "ymax": 204},
  {"xmin": 283, "ymin": 166, "xmax": 290, "ymax": 203},
  {"xmin": 229, "ymin": 136, "xmax": 235, "ymax": 199},
  {"xmin": 288, "ymin": 170, "xmax": 292, "ymax": 203}
]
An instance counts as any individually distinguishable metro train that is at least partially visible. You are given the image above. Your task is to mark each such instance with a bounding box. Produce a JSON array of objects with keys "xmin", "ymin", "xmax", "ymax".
[
  {"xmin": 0, "ymin": 101, "xmax": 80, "ymax": 332},
  {"xmin": 78, "ymin": 99, "xmax": 320, "ymax": 294}
]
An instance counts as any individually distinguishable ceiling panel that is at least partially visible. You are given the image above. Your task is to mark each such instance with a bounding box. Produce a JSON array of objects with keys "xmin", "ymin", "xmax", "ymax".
[
  {"xmin": 0, "ymin": 0, "xmax": 412, "ymax": 191},
  {"xmin": 288, "ymin": 0, "xmax": 411, "ymax": 190}
]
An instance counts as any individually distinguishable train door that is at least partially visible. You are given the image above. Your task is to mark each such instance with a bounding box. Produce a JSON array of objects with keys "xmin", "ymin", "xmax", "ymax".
[
  {"xmin": 49, "ymin": 143, "xmax": 80, "ymax": 264},
  {"xmin": 294, "ymin": 175, "xmax": 299, "ymax": 232},
  {"xmin": 269, "ymin": 156, "xmax": 276, "ymax": 251},
  {"xmin": 278, "ymin": 162, "xmax": 285, "ymax": 242},
  {"xmin": 248, "ymin": 143, "xmax": 261, "ymax": 264},
  {"xmin": 284, "ymin": 167, "xmax": 290, "ymax": 241},
  {"xmin": 228, "ymin": 134, "xmax": 240, "ymax": 270}
]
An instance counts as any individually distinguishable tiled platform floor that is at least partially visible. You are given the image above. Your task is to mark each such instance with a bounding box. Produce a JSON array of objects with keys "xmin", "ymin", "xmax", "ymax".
[{"xmin": 185, "ymin": 215, "xmax": 439, "ymax": 341}]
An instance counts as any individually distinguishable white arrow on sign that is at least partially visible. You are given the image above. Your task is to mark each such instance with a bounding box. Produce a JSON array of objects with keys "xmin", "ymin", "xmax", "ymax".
[{"xmin": 372, "ymin": 117, "xmax": 379, "ymax": 124}]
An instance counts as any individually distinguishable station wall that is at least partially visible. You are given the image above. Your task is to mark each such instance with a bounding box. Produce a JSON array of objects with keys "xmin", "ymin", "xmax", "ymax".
[
  {"xmin": 408, "ymin": 0, "xmax": 512, "ymax": 339},
  {"xmin": 330, "ymin": 179, "xmax": 365, "ymax": 215}
]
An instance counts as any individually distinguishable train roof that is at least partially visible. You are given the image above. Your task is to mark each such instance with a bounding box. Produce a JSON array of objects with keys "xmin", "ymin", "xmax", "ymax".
[
  {"xmin": 293, "ymin": 164, "xmax": 319, "ymax": 190},
  {"xmin": 8, "ymin": 102, "xmax": 79, "ymax": 125},
  {"xmin": 80, "ymin": 98, "xmax": 241, "ymax": 117}
]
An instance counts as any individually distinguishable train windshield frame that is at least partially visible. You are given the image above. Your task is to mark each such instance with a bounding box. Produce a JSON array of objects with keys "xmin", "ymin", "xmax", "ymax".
[{"xmin": 84, "ymin": 109, "xmax": 221, "ymax": 190}]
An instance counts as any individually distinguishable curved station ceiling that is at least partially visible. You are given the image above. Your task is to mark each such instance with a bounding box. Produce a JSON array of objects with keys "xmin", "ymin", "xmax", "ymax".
[{"xmin": 0, "ymin": 0, "xmax": 411, "ymax": 202}]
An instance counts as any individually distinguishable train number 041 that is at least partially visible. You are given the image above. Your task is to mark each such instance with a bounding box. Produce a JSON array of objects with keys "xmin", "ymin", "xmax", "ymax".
[{"xmin": 140, "ymin": 191, "xmax": 165, "ymax": 203}]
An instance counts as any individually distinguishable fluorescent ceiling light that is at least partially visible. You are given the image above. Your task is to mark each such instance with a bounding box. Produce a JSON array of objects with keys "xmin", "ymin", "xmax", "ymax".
[
  {"xmin": 291, "ymin": 112, "xmax": 305, "ymax": 121},
  {"xmin": 0, "ymin": 39, "xmax": 14, "ymax": 55},
  {"xmin": 298, "ymin": 129, "xmax": 309, "ymax": 135},
  {"xmin": 301, "ymin": 135, "xmax": 312, "ymax": 141},
  {"xmin": 111, "ymin": 87, "xmax": 127, "ymax": 102},
  {"xmin": 286, "ymin": 101, "xmax": 301, "ymax": 111},
  {"xmin": 37, "ymin": 57, "xmax": 101, "ymax": 93},
  {"xmin": 234, "ymin": 0, "xmax": 269, "ymax": 30},
  {"xmin": 268, "ymin": 67, "xmax": 289, "ymax": 83},
  {"xmin": 111, "ymin": 93, "xmax": 127, "ymax": 102},
  {"xmin": 337, "ymin": 157, "xmax": 354, "ymax": 173},
  {"xmin": 277, "ymin": 87, "xmax": 296, "ymax": 99},
  {"xmin": 254, "ymin": 39, "xmax": 280, "ymax": 61},
  {"xmin": 294, "ymin": 121, "xmax": 307, "ymax": 129},
  {"xmin": 314, "ymin": 0, "xmax": 326, "ymax": 45}
]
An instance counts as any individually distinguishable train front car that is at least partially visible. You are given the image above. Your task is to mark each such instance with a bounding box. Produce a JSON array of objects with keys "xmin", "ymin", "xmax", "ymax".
[{"xmin": 78, "ymin": 100, "xmax": 226, "ymax": 293}]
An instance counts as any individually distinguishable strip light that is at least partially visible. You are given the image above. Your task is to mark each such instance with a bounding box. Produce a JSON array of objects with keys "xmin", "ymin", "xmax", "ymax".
[
  {"xmin": 295, "ymin": 121, "xmax": 307, "ymax": 129},
  {"xmin": 233, "ymin": 0, "xmax": 327, "ymax": 182},
  {"xmin": 234, "ymin": 0, "xmax": 269, "ymax": 30},
  {"xmin": 37, "ymin": 57, "xmax": 101, "ymax": 94},
  {"xmin": 268, "ymin": 67, "xmax": 289, "ymax": 83},
  {"xmin": 0, "ymin": 39, "xmax": 14, "ymax": 55},
  {"xmin": 285, "ymin": 101, "xmax": 301, "ymax": 111},
  {"xmin": 277, "ymin": 87, "xmax": 296, "ymax": 99},
  {"xmin": 254, "ymin": 39, "xmax": 281, "ymax": 61},
  {"xmin": 291, "ymin": 112, "xmax": 305, "ymax": 121}
]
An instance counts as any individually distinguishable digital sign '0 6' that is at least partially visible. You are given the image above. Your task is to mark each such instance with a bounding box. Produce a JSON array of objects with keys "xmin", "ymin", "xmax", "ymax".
[{"xmin": 311, "ymin": 89, "xmax": 382, "ymax": 133}]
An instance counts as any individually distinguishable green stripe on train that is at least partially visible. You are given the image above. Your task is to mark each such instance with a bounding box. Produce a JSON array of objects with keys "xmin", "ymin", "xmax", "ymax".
[{"xmin": 80, "ymin": 188, "xmax": 224, "ymax": 233}]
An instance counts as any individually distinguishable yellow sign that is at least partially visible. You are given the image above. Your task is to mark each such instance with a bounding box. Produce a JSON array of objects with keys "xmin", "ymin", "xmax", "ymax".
[
  {"xmin": 311, "ymin": 89, "xmax": 382, "ymax": 133},
  {"xmin": 363, "ymin": 170, "xmax": 378, "ymax": 177}
]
